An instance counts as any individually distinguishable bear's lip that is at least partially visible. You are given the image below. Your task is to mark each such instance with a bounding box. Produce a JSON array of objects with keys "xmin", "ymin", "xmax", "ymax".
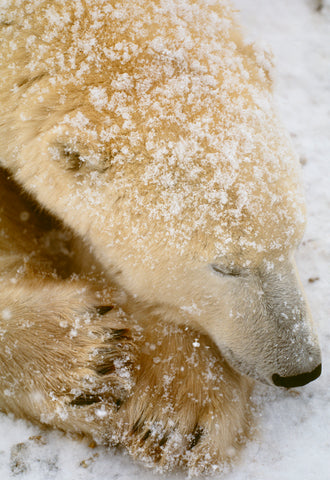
[{"xmin": 272, "ymin": 363, "xmax": 322, "ymax": 388}]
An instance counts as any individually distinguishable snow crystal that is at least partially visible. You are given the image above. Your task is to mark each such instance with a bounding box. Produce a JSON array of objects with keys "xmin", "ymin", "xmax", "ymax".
[
  {"xmin": 30, "ymin": 391, "xmax": 45, "ymax": 406},
  {"xmin": 180, "ymin": 304, "xmax": 202, "ymax": 316},
  {"xmin": 0, "ymin": 0, "xmax": 328, "ymax": 478},
  {"xmin": 89, "ymin": 86, "xmax": 108, "ymax": 111},
  {"xmin": 113, "ymin": 358, "xmax": 131, "ymax": 379},
  {"xmin": 19, "ymin": 211, "xmax": 30, "ymax": 222},
  {"xmin": 69, "ymin": 328, "xmax": 78, "ymax": 338},
  {"xmin": 1, "ymin": 308, "xmax": 12, "ymax": 321},
  {"xmin": 111, "ymin": 73, "xmax": 133, "ymax": 91},
  {"xmin": 63, "ymin": 112, "xmax": 90, "ymax": 130},
  {"xmin": 95, "ymin": 406, "xmax": 108, "ymax": 419},
  {"xmin": 0, "ymin": 0, "xmax": 307, "ymax": 266}
]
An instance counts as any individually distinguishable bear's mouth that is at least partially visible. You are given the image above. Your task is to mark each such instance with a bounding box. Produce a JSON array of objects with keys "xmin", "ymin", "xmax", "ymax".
[
  {"xmin": 272, "ymin": 364, "xmax": 322, "ymax": 388},
  {"xmin": 221, "ymin": 346, "xmax": 322, "ymax": 388},
  {"xmin": 220, "ymin": 346, "xmax": 273, "ymax": 385}
]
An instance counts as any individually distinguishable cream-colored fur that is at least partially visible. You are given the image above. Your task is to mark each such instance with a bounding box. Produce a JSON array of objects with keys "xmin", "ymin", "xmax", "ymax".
[
  {"xmin": 0, "ymin": 169, "xmax": 252, "ymax": 473},
  {"xmin": 0, "ymin": 0, "xmax": 321, "ymax": 474}
]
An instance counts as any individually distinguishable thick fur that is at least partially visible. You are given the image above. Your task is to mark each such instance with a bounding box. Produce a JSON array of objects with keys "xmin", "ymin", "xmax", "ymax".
[
  {"xmin": 0, "ymin": 168, "xmax": 252, "ymax": 474},
  {"xmin": 0, "ymin": 0, "xmax": 321, "ymax": 475}
]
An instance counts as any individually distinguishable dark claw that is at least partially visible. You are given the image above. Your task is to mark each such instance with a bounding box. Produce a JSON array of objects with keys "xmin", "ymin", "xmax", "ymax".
[
  {"xmin": 142, "ymin": 429, "xmax": 151, "ymax": 441},
  {"xmin": 115, "ymin": 398, "xmax": 123, "ymax": 410},
  {"xmin": 132, "ymin": 417, "xmax": 143, "ymax": 434},
  {"xmin": 95, "ymin": 306, "xmax": 114, "ymax": 315},
  {"xmin": 159, "ymin": 434, "xmax": 168, "ymax": 447},
  {"xmin": 70, "ymin": 394, "xmax": 102, "ymax": 407},
  {"xmin": 110, "ymin": 328, "xmax": 130, "ymax": 339},
  {"xmin": 95, "ymin": 361, "xmax": 116, "ymax": 376},
  {"xmin": 188, "ymin": 425, "xmax": 204, "ymax": 449}
]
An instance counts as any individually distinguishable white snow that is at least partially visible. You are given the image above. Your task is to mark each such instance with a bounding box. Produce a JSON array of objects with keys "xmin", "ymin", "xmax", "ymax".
[
  {"xmin": 0, "ymin": 0, "xmax": 329, "ymax": 479},
  {"xmin": 1, "ymin": 308, "xmax": 12, "ymax": 321}
]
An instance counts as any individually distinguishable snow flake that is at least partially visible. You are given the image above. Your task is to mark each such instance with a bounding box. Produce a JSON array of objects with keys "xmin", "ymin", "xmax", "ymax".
[
  {"xmin": 1, "ymin": 308, "xmax": 12, "ymax": 321},
  {"xmin": 89, "ymin": 86, "xmax": 108, "ymax": 111}
]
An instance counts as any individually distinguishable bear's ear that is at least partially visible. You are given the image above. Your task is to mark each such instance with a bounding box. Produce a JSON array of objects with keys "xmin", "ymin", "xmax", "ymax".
[
  {"xmin": 54, "ymin": 143, "xmax": 84, "ymax": 171},
  {"xmin": 241, "ymin": 41, "xmax": 275, "ymax": 91},
  {"xmin": 252, "ymin": 41, "xmax": 275, "ymax": 88},
  {"xmin": 49, "ymin": 141, "xmax": 111, "ymax": 174}
]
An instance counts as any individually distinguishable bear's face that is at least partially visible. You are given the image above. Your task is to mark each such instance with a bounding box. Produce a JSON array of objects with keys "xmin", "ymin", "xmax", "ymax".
[
  {"xmin": 0, "ymin": 0, "xmax": 321, "ymax": 387},
  {"xmin": 14, "ymin": 108, "xmax": 321, "ymax": 387},
  {"xmin": 97, "ymin": 225, "xmax": 320, "ymax": 387},
  {"xmin": 153, "ymin": 255, "xmax": 321, "ymax": 387}
]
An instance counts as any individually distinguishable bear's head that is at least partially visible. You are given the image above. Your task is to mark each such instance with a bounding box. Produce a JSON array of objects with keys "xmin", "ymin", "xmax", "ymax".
[{"xmin": 1, "ymin": 0, "xmax": 321, "ymax": 387}]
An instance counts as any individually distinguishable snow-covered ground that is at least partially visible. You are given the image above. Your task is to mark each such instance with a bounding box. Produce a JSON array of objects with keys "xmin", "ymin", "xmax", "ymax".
[{"xmin": 0, "ymin": 0, "xmax": 329, "ymax": 479}]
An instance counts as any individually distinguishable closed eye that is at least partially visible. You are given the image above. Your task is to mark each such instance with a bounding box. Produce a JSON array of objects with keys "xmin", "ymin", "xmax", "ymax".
[{"xmin": 211, "ymin": 264, "xmax": 242, "ymax": 277}]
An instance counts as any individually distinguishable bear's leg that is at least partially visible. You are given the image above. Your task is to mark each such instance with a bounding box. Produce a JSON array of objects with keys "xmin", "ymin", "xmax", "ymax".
[
  {"xmin": 115, "ymin": 320, "xmax": 253, "ymax": 474},
  {"xmin": 0, "ymin": 168, "xmax": 137, "ymax": 436}
]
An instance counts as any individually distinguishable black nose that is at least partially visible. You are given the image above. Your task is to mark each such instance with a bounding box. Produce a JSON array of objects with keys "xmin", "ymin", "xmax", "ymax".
[{"xmin": 272, "ymin": 363, "xmax": 322, "ymax": 388}]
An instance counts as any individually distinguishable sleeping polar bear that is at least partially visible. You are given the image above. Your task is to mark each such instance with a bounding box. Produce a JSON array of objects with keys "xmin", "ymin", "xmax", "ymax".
[{"xmin": 0, "ymin": 0, "xmax": 321, "ymax": 474}]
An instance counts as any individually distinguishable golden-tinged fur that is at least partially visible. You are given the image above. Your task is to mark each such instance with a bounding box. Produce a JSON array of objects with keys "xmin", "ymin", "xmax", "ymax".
[
  {"xmin": 0, "ymin": 168, "xmax": 252, "ymax": 474},
  {"xmin": 0, "ymin": 0, "xmax": 321, "ymax": 475}
]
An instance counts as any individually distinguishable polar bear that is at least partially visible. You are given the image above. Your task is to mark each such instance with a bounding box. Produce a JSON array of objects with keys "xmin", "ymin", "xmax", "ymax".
[{"xmin": 0, "ymin": 0, "xmax": 321, "ymax": 474}]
